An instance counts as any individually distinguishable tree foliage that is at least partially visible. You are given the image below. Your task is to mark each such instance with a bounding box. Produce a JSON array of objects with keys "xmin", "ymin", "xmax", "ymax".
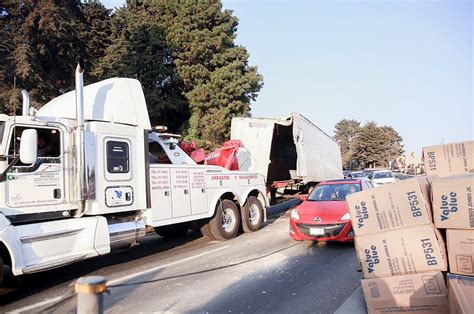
[
  {"xmin": 160, "ymin": 1, "xmax": 263, "ymax": 146},
  {"xmin": 0, "ymin": 0, "xmax": 112, "ymax": 113},
  {"xmin": 334, "ymin": 119, "xmax": 404, "ymax": 169},
  {"xmin": 334, "ymin": 119, "xmax": 360, "ymax": 168},
  {"xmin": 92, "ymin": 2, "xmax": 189, "ymax": 132},
  {"xmin": 0, "ymin": 0, "xmax": 263, "ymax": 146}
]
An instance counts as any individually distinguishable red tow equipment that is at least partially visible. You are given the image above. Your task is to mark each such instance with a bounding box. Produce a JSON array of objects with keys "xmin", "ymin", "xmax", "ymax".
[{"xmin": 204, "ymin": 140, "xmax": 243, "ymax": 170}]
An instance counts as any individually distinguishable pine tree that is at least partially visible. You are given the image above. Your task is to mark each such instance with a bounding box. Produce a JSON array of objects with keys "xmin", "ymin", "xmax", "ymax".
[
  {"xmin": 80, "ymin": 0, "xmax": 113, "ymax": 82},
  {"xmin": 159, "ymin": 1, "xmax": 263, "ymax": 146},
  {"xmin": 350, "ymin": 121, "xmax": 404, "ymax": 169},
  {"xmin": 0, "ymin": 0, "xmax": 112, "ymax": 113},
  {"xmin": 92, "ymin": 2, "xmax": 189, "ymax": 132},
  {"xmin": 334, "ymin": 119, "xmax": 360, "ymax": 169}
]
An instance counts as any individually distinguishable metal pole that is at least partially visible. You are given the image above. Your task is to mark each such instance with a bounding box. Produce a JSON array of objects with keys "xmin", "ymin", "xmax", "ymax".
[{"xmin": 75, "ymin": 276, "xmax": 107, "ymax": 314}]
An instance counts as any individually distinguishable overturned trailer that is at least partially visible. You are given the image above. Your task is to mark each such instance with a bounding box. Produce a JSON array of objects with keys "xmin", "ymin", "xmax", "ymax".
[{"xmin": 231, "ymin": 113, "xmax": 343, "ymax": 202}]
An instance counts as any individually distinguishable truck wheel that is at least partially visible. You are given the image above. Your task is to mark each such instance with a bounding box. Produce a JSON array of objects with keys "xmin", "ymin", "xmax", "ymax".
[
  {"xmin": 154, "ymin": 224, "xmax": 189, "ymax": 238},
  {"xmin": 209, "ymin": 200, "xmax": 241, "ymax": 240},
  {"xmin": 242, "ymin": 196, "xmax": 264, "ymax": 233}
]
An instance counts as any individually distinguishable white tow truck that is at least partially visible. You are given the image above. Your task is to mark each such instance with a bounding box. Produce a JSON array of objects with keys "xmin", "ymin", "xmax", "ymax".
[{"xmin": 0, "ymin": 66, "xmax": 268, "ymax": 284}]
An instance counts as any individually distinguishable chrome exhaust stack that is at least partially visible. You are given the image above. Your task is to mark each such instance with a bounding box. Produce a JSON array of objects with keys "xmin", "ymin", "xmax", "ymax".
[
  {"xmin": 21, "ymin": 89, "xmax": 30, "ymax": 116},
  {"xmin": 75, "ymin": 63, "xmax": 87, "ymax": 216},
  {"xmin": 108, "ymin": 218, "xmax": 146, "ymax": 251}
]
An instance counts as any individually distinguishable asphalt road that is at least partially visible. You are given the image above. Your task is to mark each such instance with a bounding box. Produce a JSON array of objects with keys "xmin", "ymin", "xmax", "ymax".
[{"xmin": 0, "ymin": 203, "xmax": 362, "ymax": 313}]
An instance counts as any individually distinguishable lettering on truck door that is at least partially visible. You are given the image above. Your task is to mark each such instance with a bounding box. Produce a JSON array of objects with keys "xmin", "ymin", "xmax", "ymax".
[
  {"xmin": 170, "ymin": 168, "xmax": 191, "ymax": 217},
  {"xmin": 189, "ymin": 168, "xmax": 207, "ymax": 215},
  {"xmin": 149, "ymin": 166, "xmax": 173, "ymax": 220}
]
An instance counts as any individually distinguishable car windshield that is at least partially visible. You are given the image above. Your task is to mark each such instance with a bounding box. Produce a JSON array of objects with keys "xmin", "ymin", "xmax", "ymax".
[
  {"xmin": 351, "ymin": 172, "xmax": 366, "ymax": 178},
  {"xmin": 308, "ymin": 183, "xmax": 361, "ymax": 201},
  {"xmin": 373, "ymin": 171, "xmax": 393, "ymax": 179}
]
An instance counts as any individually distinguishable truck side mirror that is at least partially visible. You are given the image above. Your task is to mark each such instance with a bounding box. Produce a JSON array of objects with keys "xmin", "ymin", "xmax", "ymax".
[{"xmin": 20, "ymin": 129, "xmax": 37, "ymax": 164}]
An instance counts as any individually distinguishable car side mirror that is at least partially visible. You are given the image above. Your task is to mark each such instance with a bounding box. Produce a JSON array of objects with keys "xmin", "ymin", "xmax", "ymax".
[
  {"xmin": 299, "ymin": 195, "xmax": 308, "ymax": 201},
  {"xmin": 19, "ymin": 129, "xmax": 37, "ymax": 164}
]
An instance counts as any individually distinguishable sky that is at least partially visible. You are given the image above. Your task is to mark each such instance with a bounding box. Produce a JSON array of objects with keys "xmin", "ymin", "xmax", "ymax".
[{"xmin": 101, "ymin": 0, "xmax": 473, "ymax": 156}]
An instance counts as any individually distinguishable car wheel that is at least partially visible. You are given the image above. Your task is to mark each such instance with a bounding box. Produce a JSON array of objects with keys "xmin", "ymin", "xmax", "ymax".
[
  {"xmin": 241, "ymin": 196, "xmax": 264, "ymax": 233},
  {"xmin": 209, "ymin": 199, "xmax": 241, "ymax": 240}
]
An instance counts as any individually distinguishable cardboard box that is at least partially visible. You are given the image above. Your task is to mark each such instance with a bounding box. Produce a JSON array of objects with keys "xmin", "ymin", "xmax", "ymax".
[
  {"xmin": 423, "ymin": 141, "xmax": 474, "ymax": 178},
  {"xmin": 447, "ymin": 274, "xmax": 474, "ymax": 314},
  {"xmin": 362, "ymin": 272, "xmax": 448, "ymax": 314},
  {"xmin": 447, "ymin": 229, "xmax": 474, "ymax": 276},
  {"xmin": 347, "ymin": 177, "xmax": 432, "ymax": 236},
  {"xmin": 431, "ymin": 174, "xmax": 474, "ymax": 229},
  {"xmin": 355, "ymin": 224, "xmax": 447, "ymax": 279}
]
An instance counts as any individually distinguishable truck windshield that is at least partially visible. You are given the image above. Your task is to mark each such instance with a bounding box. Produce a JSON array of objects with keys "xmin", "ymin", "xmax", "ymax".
[{"xmin": 308, "ymin": 183, "xmax": 361, "ymax": 201}]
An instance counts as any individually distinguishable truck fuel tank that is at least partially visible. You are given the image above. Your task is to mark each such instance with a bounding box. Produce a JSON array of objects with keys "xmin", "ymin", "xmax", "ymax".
[{"xmin": 108, "ymin": 217, "xmax": 146, "ymax": 251}]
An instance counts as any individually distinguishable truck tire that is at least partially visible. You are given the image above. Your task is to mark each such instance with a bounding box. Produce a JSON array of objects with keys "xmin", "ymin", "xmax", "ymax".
[
  {"xmin": 154, "ymin": 224, "xmax": 189, "ymax": 238},
  {"xmin": 241, "ymin": 196, "xmax": 264, "ymax": 233},
  {"xmin": 208, "ymin": 200, "xmax": 241, "ymax": 240}
]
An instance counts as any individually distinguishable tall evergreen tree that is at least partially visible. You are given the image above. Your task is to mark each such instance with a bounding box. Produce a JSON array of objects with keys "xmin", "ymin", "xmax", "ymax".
[
  {"xmin": 350, "ymin": 121, "xmax": 404, "ymax": 169},
  {"xmin": 334, "ymin": 119, "xmax": 360, "ymax": 169},
  {"xmin": 80, "ymin": 0, "xmax": 113, "ymax": 81},
  {"xmin": 158, "ymin": 1, "xmax": 263, "ymax": 146},
  {"xmin": 0, "ymin": 0, "xmax": 112, "ymax": 112},
  {"xmin": 93, "ymin": 2, "xmax": 189, "ymax": 131}
]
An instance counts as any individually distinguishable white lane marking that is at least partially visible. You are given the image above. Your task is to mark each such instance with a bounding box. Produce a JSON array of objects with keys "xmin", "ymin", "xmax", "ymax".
[
  {"xmin": 108, "ymin": 245, "xmax": 229, "ymax": 285},
  {"xmin": 10, "ymin": 245, "xmax": 229, "ymax": 313},
  {"xmin": 8, "ymin": 296, "xmax": 63, "ymax": 314}
]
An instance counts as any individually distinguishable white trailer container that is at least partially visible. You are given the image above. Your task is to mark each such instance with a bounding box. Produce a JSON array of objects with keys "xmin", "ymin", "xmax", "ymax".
[
  {"xmin": 231, "ymin": 113, "xmax": 343, "ymax": 199},
  {"xmin": 0, "ymin": 67, "xmax": 268, "ymax": 285}
]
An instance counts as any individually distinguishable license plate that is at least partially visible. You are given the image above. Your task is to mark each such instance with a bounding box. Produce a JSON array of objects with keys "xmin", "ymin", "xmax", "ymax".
[{"xmin": 310, "ymin": 227, "xmax": 324, "ymax": 236}]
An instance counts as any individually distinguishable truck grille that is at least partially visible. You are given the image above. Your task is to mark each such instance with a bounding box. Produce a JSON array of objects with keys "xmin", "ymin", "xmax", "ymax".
[{"xmin": 295, "ymin": 223, "xmax": 345, "ymax": 238}]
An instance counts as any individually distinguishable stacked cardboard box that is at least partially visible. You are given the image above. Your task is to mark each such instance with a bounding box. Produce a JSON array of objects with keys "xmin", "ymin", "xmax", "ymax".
[
  {"xmin": 346, "ymin": 140, "xmax": 473, "ymax": 313},
  {"xmin": 347, "ymin": 177, "xmax": 448, "ymax": 313},
  {"xmin": 426, "ymin": 141, "xmax": 474, "ymax": 314}
]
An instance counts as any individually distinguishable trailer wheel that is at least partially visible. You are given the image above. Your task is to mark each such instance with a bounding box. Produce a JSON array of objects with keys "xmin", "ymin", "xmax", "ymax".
[
  {"xmin": 154, "ymin": 224, "xmax": 189, "ymax": 238},
  {"xmin": 209, "ymin": 200, "xmax": 241, "ymax": 240},
  {"xmin": 242, "ymin": 196, "xmax": 264, "ymax": 232}
]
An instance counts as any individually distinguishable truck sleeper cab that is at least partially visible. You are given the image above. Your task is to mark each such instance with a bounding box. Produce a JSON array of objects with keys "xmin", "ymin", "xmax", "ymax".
[{"xmin": 0, "ymin": 73, "xmax": 268, "ymax": 285}]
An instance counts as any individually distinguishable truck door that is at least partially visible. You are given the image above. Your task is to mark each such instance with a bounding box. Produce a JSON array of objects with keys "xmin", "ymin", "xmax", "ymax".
[{"xmin": 5, "ymin": 126, "xmax": 65, "ymax": 208}]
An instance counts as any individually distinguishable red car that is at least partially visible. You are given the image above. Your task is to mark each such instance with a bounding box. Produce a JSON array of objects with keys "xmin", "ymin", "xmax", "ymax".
[{"xmin": 289, "ymin": 178, "xmax": 373, "ymax": 242}]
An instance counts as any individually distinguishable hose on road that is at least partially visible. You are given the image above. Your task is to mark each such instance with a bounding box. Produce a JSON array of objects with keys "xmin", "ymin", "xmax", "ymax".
[{"xmin": 108, "ymin": 241, "xmax": 303, "ymax": 289}]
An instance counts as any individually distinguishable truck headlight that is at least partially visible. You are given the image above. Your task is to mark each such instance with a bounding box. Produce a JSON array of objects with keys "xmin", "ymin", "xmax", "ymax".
[
  {"xmin": 340, "ymin": 212, "xmax": 351, "ymax": 221},
  {"xmin": 291, "ymin": 209, "xmax": 300, "ymax": 220}
]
